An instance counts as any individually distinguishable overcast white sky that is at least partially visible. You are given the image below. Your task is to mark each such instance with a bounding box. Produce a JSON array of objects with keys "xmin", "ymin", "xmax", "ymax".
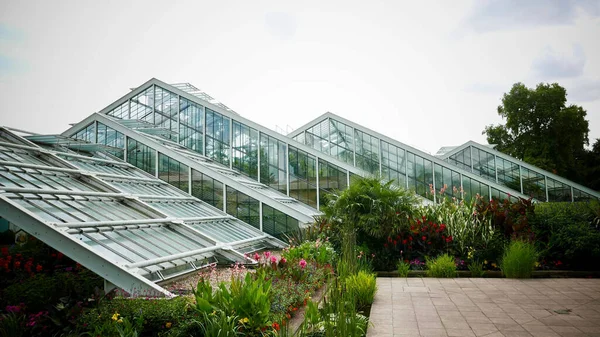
[{"xmin": 0, "ymin": 0, "xmax": 599, "ymax": 154}]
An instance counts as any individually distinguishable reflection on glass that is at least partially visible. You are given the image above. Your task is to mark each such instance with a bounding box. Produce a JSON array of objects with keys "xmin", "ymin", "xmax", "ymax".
[
  {"xmin": 191, "ymin": 169, "xmax": 224, "ymax": 210},
  {"xmin": 226, "ymin": 186, "xmax": 260, "ymax": 229},
  {"xmin": 158, "ymin": 154, "xmax": 189, "ymax": 192},
  {"xmin": 127, "ymin": 138, "xmax": 156, "ymax": 176}
]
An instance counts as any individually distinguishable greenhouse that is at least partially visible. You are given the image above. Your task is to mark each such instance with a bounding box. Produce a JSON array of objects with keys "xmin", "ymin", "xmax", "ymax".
[{"xmin": 1, "ymin": 78, "xmax": 598, "ymax": 296}]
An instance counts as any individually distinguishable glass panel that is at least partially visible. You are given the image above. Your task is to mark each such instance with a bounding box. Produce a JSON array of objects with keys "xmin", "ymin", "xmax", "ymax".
[
  {"xmin": 107, "ymin": 100, "xmax": 129, "ymax": 119},
  {"xmin": 381, "ymin": 140, "xmax": 406, "ymax": 189},
  {"xmin": 191, "ymin": 169, "xmax": 224, "ymax": 210},
  {"xmin": 130, "ymin": 86, "xmax": 154, "ymax": 123},
  {"xmin": 448, "ymin": 147, "xmax": 471, "ymax": 172},
  {"xmin": 232, "ymin": 121, "xmax": 258, "ymax": 180},
  {"xmin": 127, "ymin": 138, "xmax": 156, "ymax": 176},
  {"xmin": 496, "ymin": 157, "xmax": 521, "ymax": 191},
  {"xmin": 472, "ymin": 147, "xmax": 496, "ymax": 181},
  {"xmin": 262, "ymin": 203, "xmax": 299, "ymax": 238},
  {"xmin": 354, "ymin": 129, "xmax": 379, "ymax": 174},
  {"xmin": 547, "ymin": 177, "xmax": 572, "ymax": 202},
  {"xmin": 573, "ymin": 188, "xmax": 597, "ymax": 202},
  {"xmin": 154, "ymin": 86, "xmax": 179, "ymax": 140},
  {"xmin": 260, "ymin": 133, "xmax": 287, "ymax": 194},
  {"xmin": 521, "ymin": 167, "xmax": 546, "ymax": 201},
  {"xmin": 158, "ymin": 154, "xmax": 189, "ymax": 192},
  {"xmin": 288, "ymin": 146, "xmax": 317, "ymax": 208},
  {"xmin": 179, "ymin": 97, "xmax": 204, "ymax": 154},
  {"xmin": 318, "ymin": 159, "xmax": 348, "ymax": 209},
  {"xmin": 226, "ymin": 187, "xmax": 260, "ymax": 229},
  {"xmin": 205, "ymin": 108, "xmax": 230, "ymax": 165}
]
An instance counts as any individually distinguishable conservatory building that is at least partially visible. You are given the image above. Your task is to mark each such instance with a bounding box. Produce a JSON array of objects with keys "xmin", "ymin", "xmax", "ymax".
[{"xmin": 0, "ymin": 78, "xmax": 598, "ymax": 296}]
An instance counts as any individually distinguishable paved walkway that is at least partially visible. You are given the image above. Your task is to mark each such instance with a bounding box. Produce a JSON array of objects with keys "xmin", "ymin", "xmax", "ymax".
[{"xmin": 367, "ymin": 278, "xmax": 600, "ymax": 337}]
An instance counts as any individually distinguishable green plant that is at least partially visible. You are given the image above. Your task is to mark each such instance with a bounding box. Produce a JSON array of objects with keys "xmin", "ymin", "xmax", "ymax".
[
  {"xmin": 90, "ymin": 312, "xmax": 143, "ymax": 337},
  {"xmin": 531, "ymin": 202, "xmax": 600, "ymax": 270},
  {"xmin": 425, "ymin": 254, "xmax": 457, "ymax": 278},
  {"xmin": 397, "ymin": 261, "xmax": 410, "ymax": 277},
  {"xmin": 193, "ymin": 272, "xmax": 273, "ymax": 335},
  {"xmin": 468, "ymin": 261, "xmax": 485, "ymax": 277},
  {"xmin": 323, "ymin": 176, "xmax": 418, "ymax": 277},
  {"xmin": 501, "ymin": 240, "xmax": 538, "ymax": 278},
  {"xmin": 300, "ymin": 277, "xmax": 369, "ymax": 337},
  {"xmin": 200, "ymin": 311, "xmax": 242, "ymax": 337},
  {"xmin": 476, "ymin": 196, "xmax": 534, "ymax": 238},
  {"xmin": 345, "ymin": 271, "xmax": 377, "ymax": 311},
  {"xmin": 421, "ymin": 193, "xmax": 495, "ymax": 258},
  {"xmin": 0, "ymin": 312, "xmax": 27, "ymax": 337},
  {"xmin": 282, "ymin": 240, "xmax": 336, "ymax": 266}
]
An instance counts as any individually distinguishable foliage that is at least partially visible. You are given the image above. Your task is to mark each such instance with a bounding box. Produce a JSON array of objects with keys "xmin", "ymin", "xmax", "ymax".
[
  {"xmin": 530, "ymin": 202, "xmax": 600, "ymax": 270},
  {"xmin": 483, "ymin": 82, "xmax": 591, "ymax": 184},
  {"xmin": 323, "ymin": 176, "xmax": 418, "ymax": 276},
  {"xmin": 420, "ymin": 192, "xmax": 495, "ymax": 258},
  {"xmin": 80, "ymin": 296, "xmax": 192, "ymax": 336},
  {"xmin": 89, "ymin": 312, "xmax": 143, "ymax": 337},
  {"xmin": 345, "ymin": 271, "xmax": 377, "ymax": 311},
  {"xmin": 0, "ymin": 312, "xmax": 27, "ymax": 337},
  {"xmin": 397, "ymin": 261, "xmax": 410, "ymax": 277},
  {"xmin": 299, "ymin": 277, "xmax": 369, "ymax": 337},
  {"xmin": 425, "ymin": 254, "xmax": 457, "ymax": 278},
  {"xmin": 377, "ymin": 215, "xmax": 453, "ymax": 270},
  {"xmin": 199, "ymin": 311, "xmax": 242, "ymax": 337},
  {"xmin": 501, "ymin": 240, "xmax": 538, "ymax": 278},
  {"xmin": 193, "ymin": 272, "xmax": 272, "ymax": 335},
  {"xmin": 468, "ymin": 261, "xmax": 485, "ymax": 277},
  {"xmin": 476, "ymin": 196, "xmax": 534, "ymax": 238},
  {"xmin": 282, "ymin": 239, "xmax": 336, "ymax": 266}
]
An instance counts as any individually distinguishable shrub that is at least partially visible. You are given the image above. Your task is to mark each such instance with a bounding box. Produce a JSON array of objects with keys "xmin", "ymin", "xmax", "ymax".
[
  {"xmin": 397, "ymin": 261, "xmax": 410, "ymax": 277},
  {"xmin": 345, "ymin": 271, "xmax": 377, "ymax": 311},
  {"xmin": 476, "ymin": 196, "xmax": 534, "ymax": 238},
  {"xmin": 531, "ymin": 202, "xmax": 600, "ymax": 270},
  {"xmin": 80, "ymin": 296, "xmax": 192, "ymax": 336},
  {"xmin": 426, "ymin": 254, "xmax": 456, "ymax": 278},
  {"xmin": 501, "ymin": 240, "xmax": 538, "ymax": 278}
]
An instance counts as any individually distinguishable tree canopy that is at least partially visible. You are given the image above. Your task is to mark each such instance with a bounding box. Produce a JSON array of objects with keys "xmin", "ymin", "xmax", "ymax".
[{"xmin": 483, "ymin": 82, "xmax": 598, "ymax": 188}]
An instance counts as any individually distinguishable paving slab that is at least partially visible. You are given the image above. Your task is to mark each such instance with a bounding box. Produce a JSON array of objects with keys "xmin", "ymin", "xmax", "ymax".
[{"xmin": 367, "ymin": 278, "xmax": 600, "ymax": 337}]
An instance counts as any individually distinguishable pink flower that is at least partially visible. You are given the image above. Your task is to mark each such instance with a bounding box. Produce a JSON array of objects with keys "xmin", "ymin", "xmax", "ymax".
[
  {"xmin": 280, "ymin": 257, "xmax": 287, "ymax": 264},
  {"xmin": 299, "ymin": 259, "xmax": 307, "ymax": 269},
  {"xmin": 270, "ymin": 256, "xmax": 277, "ymax": 264},
  {"xmin": 253, "ymin": 253, "xmax": 260, "ymax": 261},
  {"xmin": 264, "ymin": 251, "xmax": 271, "ymax": 259}
]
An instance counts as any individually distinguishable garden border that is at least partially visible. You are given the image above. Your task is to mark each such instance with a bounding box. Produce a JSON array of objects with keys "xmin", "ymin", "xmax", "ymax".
[{"xmin": 376, "ymin": 270, "xmax": 600, "ymax": 278}]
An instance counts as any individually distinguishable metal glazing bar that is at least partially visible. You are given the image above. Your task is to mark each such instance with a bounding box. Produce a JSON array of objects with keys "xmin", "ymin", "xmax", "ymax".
[
  {"xmin": 54, "ymin": 152, "xmax": 134, "ymax": 167},
  {"xmin": 0, "ymin": 187, "xmax": 194, "ymax": 200},
  {"xmin": 52, "ymin": 215, "xmax": 234, "ymax": 228},
  {"xmin": 126, "ymin": 235, "xmax": 268, "ymax": 269}
]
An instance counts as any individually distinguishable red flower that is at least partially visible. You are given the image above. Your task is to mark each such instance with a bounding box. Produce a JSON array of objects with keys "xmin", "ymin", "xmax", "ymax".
[
  {"xmin": 427, "ymin": 242, "xmax": 431, "ymax": 245},
  {"xmin": 445, "ymin": 236, "xmax": 453, "ymax": 243},
  {"xmin": 393, "ymin": 240, "xmax": 397, "ymax": 246},
  {"xmin": 36, "ymin": 264, "xmax": 42, "ymax": 272},
  {"xmin": 14, "ymin": 261, "xmax": 21, "ymax": 269},
  {"xmin": 408, "ymin": 236, "xmax": 413, "ymax": 241},
  {"xmin": 384, "ymin": 243, "xmax": 388, "ymax": 248},
  {"xmin": 422, "ymin": 236, "xmax": 427, "ymax": 241},
  {"xmin": 272, "ymin": 322, "xmax": 280, "ymax": 331},
  {"xmin": 402, "ymin": 239, "xmax": 407, "ymax": 245},
  {"xmin": 1, "ymin": 247, "xmax": 8, "ymax": 256}
]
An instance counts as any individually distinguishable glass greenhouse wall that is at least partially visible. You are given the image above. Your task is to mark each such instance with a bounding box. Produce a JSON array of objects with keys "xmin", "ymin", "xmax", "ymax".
[{"xmin": 289, "ymin": 113, "xmax": 599, "ymax": 203}]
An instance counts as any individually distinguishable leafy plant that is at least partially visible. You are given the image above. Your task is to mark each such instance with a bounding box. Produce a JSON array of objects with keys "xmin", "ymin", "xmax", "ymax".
[
  {"xmin": 426, "ymin": 254, "xmax": 457, "ymax": 278},
  {"xmin": 501, "ymin": 240, "xmax": 538, "ymax": 278},
  {"xmin": 193, "ymin": 272, "xmax": 273, "ymax": 335},
  {"xmin": 345, "ymin": 271, "xmax": 377, "ymax": 311},
  {"xmin": 476, "ymin": 196, "xmax": 534, "ymax": 238},
  {"xmin": 0, "ymin": 312, "xmax": 27, "ymax": 337},
  {"xmin": 420, "ymin": 193, "xmax": 495, "ymax": 258},
  {"xmin": 397, "ymin": 261, "xmax": 410, "ymax": 277},
  {"xmin": 282, "ymin": 239, "xmax": 336, "ymax": 266},
  {"xmin": 468, "ymin": 261, "xmax": 485, "ymax": 277},
  {"xmin": 200, "ymin": 311, "xmax": 242, "ymax": 337}
]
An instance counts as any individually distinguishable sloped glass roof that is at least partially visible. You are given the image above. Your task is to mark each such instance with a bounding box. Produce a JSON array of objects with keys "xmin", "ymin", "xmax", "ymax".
[{"xmin": 0, "ymin": 127, "xmax": 285, "ymax": 297}]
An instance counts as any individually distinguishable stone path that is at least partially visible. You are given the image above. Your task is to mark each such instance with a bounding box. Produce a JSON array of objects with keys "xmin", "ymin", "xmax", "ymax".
[{"xmin": 367, "ymin": 278, "xmax": 600, "ymax": 337}]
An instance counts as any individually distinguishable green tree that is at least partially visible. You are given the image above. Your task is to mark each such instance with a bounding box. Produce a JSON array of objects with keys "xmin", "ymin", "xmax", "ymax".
[{"xmin": 484, "ymin": 82, "xmax": 590, "ymax": 183}]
